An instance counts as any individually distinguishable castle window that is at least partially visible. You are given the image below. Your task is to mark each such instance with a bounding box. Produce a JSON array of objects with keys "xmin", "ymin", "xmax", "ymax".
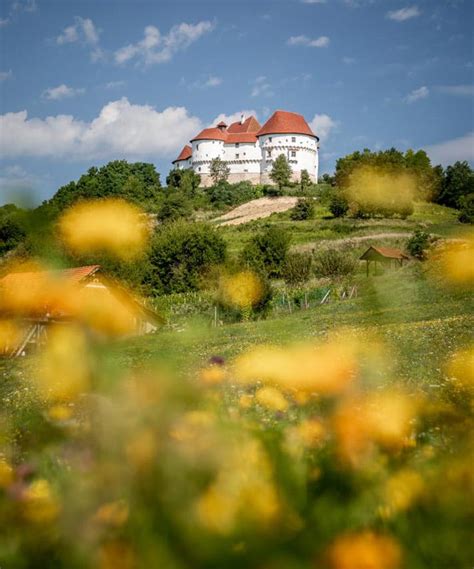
[
  {"xmin": 236, "ymin": 154, "xmax": 240, "ymax": 159},
  {"xmin": 267, "ymin": 150, "xmax": 271, "ymax": 157},
  {"xmin": 198, "ymin": 167, "xmax": 201, "ymax": 172},
  {"xmin": 269, "ymin": 137, "xmax": 272, "ymax": 142},
  {"xmin": 196, "ymin": 144, "xmax": 199, "ymax": 150},
  {"xmin": 236, "ymin": 143, "xmax": 240, "ymax": 147},
  {"xmin": 291, "ymin": 151, "xmax": 296, "ymax": 158},
  {"xmin": 292, "ymin": 137, "xmax": 296, "ymax": 143}
]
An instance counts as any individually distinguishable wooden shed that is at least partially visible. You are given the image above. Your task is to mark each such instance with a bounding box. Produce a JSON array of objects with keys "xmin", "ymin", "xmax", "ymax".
[
  {"xmin": 0, "ymin": 265, "xmax": 163, "ymax": 357},
  {"xmin": 359, "ymin": 246, "xmax": 410, "ymax": 276}
]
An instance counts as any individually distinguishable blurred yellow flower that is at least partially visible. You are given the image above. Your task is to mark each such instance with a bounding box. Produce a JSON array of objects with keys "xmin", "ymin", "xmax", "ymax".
[
  {"xmin": 0, "ymin": 319, "xmax": 22, "ymax": 354},
  {"xmin": 22, "ymin": 479, "xmax": 60, "ymax": 524},
  {"xmin": 126, "ymin": 428, "xmax": 158, "ymax": 471},
  {"xmin": 199, "ymin": 365, "xmax": 226, "ymax": 386},
  {"xmin": 36, "ymin": 325, "xmax": 91, "ymax": 402},
  {"xmin": 238, "ymin": 393, "xmax": 254, "ymax": 409},
  {"xmin": 383, "ymin": 469, "xmax": 424, "ymax": 515},
  {"xmin": 59, "ymin": 199, "xmax": 149, "ymax": 260},
  {"xmin": 233, "ymin": 339, "xmax": 357, "ymax": 395},
  {"xmin": 47, "ymin": 404, "xmax": 73, "ymax": 422},
  {"xmin": 430, "ymin": 238, "xmax": 474, "ymax": 285},
  {"xmin": 219, "ymin": 271, "xmax": 263, "ymax": 309},
  {"xmin": 0, "ymin": 458, "xmax": 14, "ymax": 488},
  {"xmin": 98, "ymin": 540, "xmax": 136, "ymax": 569},
  {"xmin": 326, "ymin": 531, "xmax": 402, "ymax": 569},
  {"xmin": 94, "ymin": 500, "xmax": 129, "ymax": 527},
  {"xmin": 447, "ymin": 346, "xmax": 474, "ymax": 389},
  {"xmin": 256, "ymin": 386, "xmax": 289, "ymax": 411},
  {"xmin": 285, "ymin": 419, "xmax": 325, "ymax": 456}
]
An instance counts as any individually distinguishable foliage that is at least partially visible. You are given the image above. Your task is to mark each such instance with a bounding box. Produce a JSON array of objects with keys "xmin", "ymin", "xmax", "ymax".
[
  {"xmin": 240, "ymin": 225, "xmax": 291, "ymax": 278},
  {"xmin": 282, "ymin": 252, "xmax": 312, "ymax": 285},
  {"xmin": 437, "ymin": 161, "xmax": 474, "ymax": 209},
  {"xmin": 270, "ymin": 154, "xmax": 292, "ymax": 191},
  {"xmin": 329, "ymin": 192, "xmax": 350, "ymax": 218},
  {"xmin": 209, "ymin": 157, "xmax": 231, "ymax": 186},
  {"xmin": 458, "ymin": 193, "xmax": 474, "ymax": 224},
  {"xmin": 300, "ymin": 169, "xmax": 311, "ymax": 192},
  {"xmin": 148, "ymin": 221, "xmax": 227, "ymax": 294},
  {"xmin": 206, "ymin": 181, "xmax": 263, "ymax": 209},
  {"xmin": 406, "ymin": 230, "xmax": 432, "ymax": 260},
  {"xmin": 319, "ymin": 172, "xmax": 335, "ymax": 185},
  {"xmin": 157, "ymin": 192, "xmax": 192, "ymax": 224},
  {"xmin": 0, "ymin": 205, "xmax": 27, "ymax": 254},
  {"xmin": 313, "ymin": 248, "xmax": 357, "ymax": 279},
  {"xmin": 42, "ymin": 160, "xmax": 162, "ymax": 216},
  {"xmin": 166, "ymin": 168, "xmax": 201, "ymax": 197},
  {"xmin": 291, "ymin": 198, "xmax": 315, "ymax": 221}
]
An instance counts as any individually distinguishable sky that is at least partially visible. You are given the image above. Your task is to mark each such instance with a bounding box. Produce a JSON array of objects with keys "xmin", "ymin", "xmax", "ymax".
[{"xmin": 0, "ymin": 0, "xmax": 473, "ymax": 205}]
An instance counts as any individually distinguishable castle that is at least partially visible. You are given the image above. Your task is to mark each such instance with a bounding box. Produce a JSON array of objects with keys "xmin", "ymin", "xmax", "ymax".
[{"xmin": 172, "ymin": 110, "xmax": 319, "ymax": 186}]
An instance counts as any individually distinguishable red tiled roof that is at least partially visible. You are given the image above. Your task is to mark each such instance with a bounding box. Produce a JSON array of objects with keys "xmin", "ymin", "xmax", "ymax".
[
  {"xmin": 226, "ymin": 132, "xmax": 259, "ymax": 144},
  {"xmin": 217, "ymin": 121, "xmax": 227, "ymax": 127},
  {"xmin": 256, "ymin": 110, "xmax": 317, "ymax": 139},
  {"xmin": 227, "ymin": 116, "xmax": 261, "ymax": 134},
  {"xmin": 0, "ymin": 265, "xmax": 101, "ymax": 289},
  {"xmin": 191, "ymin": 127, "xmax": 228, "ymax": 142},
  {"xmin": 172, "ymin": 145, "xmax": 192, "ymax": 163}
]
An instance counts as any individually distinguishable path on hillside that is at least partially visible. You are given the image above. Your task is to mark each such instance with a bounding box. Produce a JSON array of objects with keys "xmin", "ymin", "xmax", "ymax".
[{"xmin": 215, "ymin": 197, "xmax": 298, "ymax": 226}]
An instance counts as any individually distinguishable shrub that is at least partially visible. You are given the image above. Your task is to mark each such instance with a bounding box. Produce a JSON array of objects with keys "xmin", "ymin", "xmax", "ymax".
[
  {"xmin": 291, "ymin": 198, "xmax": 315, "ymax": 221},
  {"xmin": 148, "ymin": 221, "xmax": 227, "ymax": 294},
  {"xmin": 262, "ymin": 184, "xmax": 283, "ymax": 197},
  {"xmin": 406, "ymin": 229, "xmax": 431, "ymax": 260},
  {"xmin": 313, "ymin": 248, "xmax": 356, "ymax": 279},
  {"xmin": 458, "ymin": 193, "xmax": 474, "ymax": 224},
  {"xmin": 206, "ymin": 181, "xmax": 263, "ymax": 209},
  {"xmin": 157, "ymin": 192, "xmax": 192, "ymax": 224},
  {"xmin": 282, "ymin": 252, "xmax": 312, "ymax": 285},
  {"xmin": 329, "ymin": 193, "xmax": 349, "ymax": 218},
  {"xmin": 240, "ymin": 226, "xmax": 291, "ymax": 278}
]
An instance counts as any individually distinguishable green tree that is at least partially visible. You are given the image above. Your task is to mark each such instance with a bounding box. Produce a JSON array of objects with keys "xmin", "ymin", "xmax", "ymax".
[
  {"xmin": 282, "ymin": 252, "xmax": 312, "ymax": 285},
  {"xmin": 300, "ymin": 169, "xmax": 311, "ymax": 192},
  {"xmin": 313, "ymin": 248, "xmax": 356, "ymax": 279},
  {"xmin": 148, "ymin": 221, "xmax": 227, "ymax": 294},
  {"xmin": 240, "ymin": 226, "xmax": 291, "ymax": 278},
  {"xmin": 157, "ymin": 192, "xmax": 192, "ymax": 224},
  {"xmin": 209, "ymin": 157, "xmax": 230, "ymax": 186},
  {"xmin": 167, "ymin": 168, "xmax": 201, "ymax": 197},
  {"xmin": 291, "ymin": 198, "xmax": 315, "ymax": 221},
  {"xmin": 329, "ymin": 193, "xmax": 349, "ymax": 218},
  {"xmin": 270, "ymin": 154, "xmax": 292, "ymax": 192},
  {"xmin": 458, "ymin": 193, "xmax": 474, "ymax": 224},
  {"xmin": 437, "ymin": 161, "xmax": 474, "ymax": 209},
  {"xmin": 406, "ymin": 230, "xmax": 432, "ymax": 260}
]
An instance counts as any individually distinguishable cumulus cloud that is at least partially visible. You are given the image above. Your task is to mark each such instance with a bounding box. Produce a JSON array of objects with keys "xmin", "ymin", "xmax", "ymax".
[
  {"xmin": 0, "ymin": 98, "xmax": 203, "ymax": 160},
  {"xmin": 0, "ymin": 70, "xmax": 13, "ymax": 81},
  {"xmin": 437, "ymin": 84, "xmax": 474, "ymax": 96},
  {"xmin": 0, "ymin": 0, "xmax": 36, "ymax": 26},
  {"xmin": 425, "ymin": 132, "xmax": 474, "ymax": 166},
  {"xmin": 251, "ymin": 76, "xmax": 274, "ymax": 97},
  {"xmin": 42, "ymin": 84, "xmax": 85, "ymax": 100},
  {"xmin": 405, "ymin": 85, "xmax": 429, "ymax": 103},
  {"xmin": 387, "ymin": 6, "xmax": 420, "ymax": 21},
  {"xmin": 114, "ymin": 21, "xmax": 215, "ymax": 66},
  {"xmin": 0, "ymin": 165, "xmax": 39, "ymax": 201},
  {"xmin": 287, "ymin": 35, "xmax": 330, "ymax": 47},
  {"xmin": 309, "ymin": 114, "xmax": 338, "ymax": 141},
  {"xmin": 56, "ymin": 17, "xmax": 104, "ymax": 61}
]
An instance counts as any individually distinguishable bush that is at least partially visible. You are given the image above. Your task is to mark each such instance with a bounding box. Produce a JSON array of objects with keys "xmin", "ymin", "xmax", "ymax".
[
  {"xmin": 262, "ymin": 184, "xmax": 283, "ymax": 197},
  {"xmin": 406, "ymin": 230, "xmax": 431, "ymax": 260},
  {"xmin": 329, "ymin": 193, "xmax": 349, "ymax": 218},
  {"xmin": 148, "ymin": 221, "xmax": 227, "ymax": 294},
  {"xmin": 458, "ymin": 193, "xmax": 474, "ymax": 224},
  {"xmin": 157, "ymin": 192, "xmax": 192, "ymax": 224},
  {"xmin": 291, "ymin": 198, "xmax": 315, "ymax": 221},
  {"xmin": 240, "ymin": 226, "xmax": 291, "ymax": 278},
  {"xmin": 206, "ymin": 181, "xmax": 263, "ymax": 209},
  {"xmin": 313, "ymin": 248, "xmax": 356, "ymax": 279},
  {"xmin": 282, "ymin": 252, "xmax": 312, "ymax": 285}
]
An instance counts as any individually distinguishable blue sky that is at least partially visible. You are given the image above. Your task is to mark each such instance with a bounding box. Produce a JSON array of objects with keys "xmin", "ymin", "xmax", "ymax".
[{"xmin": 0, "ymin": 0, "xmax": 473, "ymax": 205}]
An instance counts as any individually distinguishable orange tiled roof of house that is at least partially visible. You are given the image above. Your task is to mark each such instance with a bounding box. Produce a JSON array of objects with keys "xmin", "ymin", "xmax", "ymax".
[
  {"xmin": 172, "ymin": 145, "xmax": 193, "ymax": 163},
  {"xmin": 256, "ymin": 110, "xmax": 317, "ymax": 139}
]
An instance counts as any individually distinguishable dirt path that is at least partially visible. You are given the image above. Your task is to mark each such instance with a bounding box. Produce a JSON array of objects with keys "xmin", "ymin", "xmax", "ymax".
[{"xmin": 215, "ymin": 197, "xmax": 298, "ymax": 226}]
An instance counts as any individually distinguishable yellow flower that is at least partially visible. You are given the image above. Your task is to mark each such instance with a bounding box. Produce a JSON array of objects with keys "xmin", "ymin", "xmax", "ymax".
[
  {"xmin": 126, "ymin": 428, "xmax": 158, "ymax": 471},
  {"xmin": 47, "ymin": 404, "xmax": 73, "ymax": 422},
  {"xmin": 447, "ymin": 346, "xmax": 474, "ymax": 389},
  {"xmin": 326, "ymin": 531, "xmax": 402, "ymax": 569},
  {"xmin": 238, "ymin": 393, "xmax": 254, "ymax": 409},
  {"xmin": 0, "ymin": 320, "xmax": 23, "ymax": 354},
  {"xmin": 0, "ymin": 458, "xmax": 14, "ymax": 488},
  {"xmin": 22, "ymin": 479, "xmax": 60, "ymax": 523},
  {"xmin": 383, "ymin": 469, "xmax": 424, "ymax": 515},
  {"xmin": 199, "ymin": 365, "xmax": 226, "ymax": 386},
  {"xmin": 94, "ymin": 500, "xmax": 129, "ymax": 527},
  {"xmin": 59, "ymin": 199, "xmax": 149, "ymax": 260},
  {"xmin": 255, "ymin": 386, "xmax": 289, "ymax": 412},
  {"xmin": 285, "ymin": 419, "xmax": 325, "ymax": 455},
  {"xmin": 219, "ymin": 271, "xmax": 263, "ymax": 309},
  {"xmin": 98, "ymin": 540, "xmax": 136, "ymax": 569}
]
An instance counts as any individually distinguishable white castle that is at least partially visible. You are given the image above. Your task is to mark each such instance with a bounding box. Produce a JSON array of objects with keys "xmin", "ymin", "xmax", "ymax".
[{"xmin": 172, "ymin": 110, "xmax": 319, "ymax": 186}]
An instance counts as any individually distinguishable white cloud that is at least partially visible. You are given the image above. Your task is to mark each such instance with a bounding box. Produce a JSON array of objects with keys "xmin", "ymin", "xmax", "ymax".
[
  {"xmin": 0, "ymin": 70, "xmax": 13, "ymax": 81},
  {"xmin": 105, "ymin": 80, "xmax": 126, "ymax": 89},
  {"xmin": 0, "ymin": 98, "xmax": 203, "ymax": 161},
  {"xmin": 387, "ymin": 6, "xmax": 420, "ymax": 21},
  {"xmin": 204, "ymin": 76, "xmax": 222, "ymax": 88},
  {"xmin": 405, "ymin": 85, "xmax": 429, "ymax": 103},
  {"xmin": 42, "ymin": 84, "xmax": 85, "ymax": 100},
  {"xmin": 56, "ymin": 17, "xmax": 104, "ymax": 61},
  {"xmin": 287, "ymin": 35, "xmax": 330, "ymax": 47},
  {"xmin": 0, "ymin": 0, "xmax": 36, "ymax": 27},
  {"xmin": 437, "ymin": 84, "xmax": 474, "ymax": 96},
  {"xmin": 189, "ymin": 75, "xmax": 223, "ymax": 89},
  {"xmin": 209, "ymin": 110, "xmax": 259, "ymax": 128},
  {"xmin": 425, "ymin": 132, "xmax": 474, "ymax": 166},
  {"xmin": 114, "ymin": 21, "xmax": 215, "ymax": 66},
  {"xmin": 309, "ymin": 114, "xmax": 338, "ymax": 141},
  {"xmin": 251, "ymin": 76, "xmax": 274, "ymax": 97}
]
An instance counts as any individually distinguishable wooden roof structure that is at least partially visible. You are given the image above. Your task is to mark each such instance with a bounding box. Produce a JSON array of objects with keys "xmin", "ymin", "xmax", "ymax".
[{"xmin": 360, "ymin": 246, "xmax": 410, "ymax": 262}]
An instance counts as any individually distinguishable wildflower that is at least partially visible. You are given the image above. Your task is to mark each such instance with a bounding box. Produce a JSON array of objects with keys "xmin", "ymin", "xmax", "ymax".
[
  {"xmin": 47, "ymin": 404, "xmax": 73, "ymax": 422},
  {"xmin": 0, "ymin": 458, "xmax": 14, "ymax": 488},
  {"xmin": 59, "ymin": 199, "xmax": 149, "ymax": 260},
  {"xmin": 219, "ymin": 271, "xmax": 263, "ymax": 309},
  {"xmin": 447, "ymin": 346, "xmax": 474, "ymax": 389},
  {"xmin": 326, "ymin": 531, "xmax": 402, "ymax": 569},
  {"xmin": 285, "ymin": 419, "xmax": 325, "ymax": 456},
  {"xmin": 94, "ymin": 500, "xmax": 129, "ymax": 527},
  {"xmin": 238, "ymin": 393, "xmax": 254, "ymax": 409},
  {"xmin": 383, "ymin": 469, "xmax": 424, "ymax": 515},
  {"xmin": 126, "ymin": 428, "xmax": 158, "ymax": 471},
  {"xmin": 22, "ymin": 479, "xmax": 60, "ymax": 523},
  {"xmin": 199, "ymin": 364, "xmax": 226, "ymax": 386}
]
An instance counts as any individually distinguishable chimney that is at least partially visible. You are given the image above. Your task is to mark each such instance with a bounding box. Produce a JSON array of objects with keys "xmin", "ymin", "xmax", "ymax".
[{"xmin": 240, "ymin": 114, "xmax": 245, "ymax": 124}]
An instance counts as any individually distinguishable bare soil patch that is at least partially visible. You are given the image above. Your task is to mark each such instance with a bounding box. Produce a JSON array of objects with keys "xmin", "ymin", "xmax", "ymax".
[{"xmin": 215, "ymin": 197, "xmax": 298, "ymax": 226}]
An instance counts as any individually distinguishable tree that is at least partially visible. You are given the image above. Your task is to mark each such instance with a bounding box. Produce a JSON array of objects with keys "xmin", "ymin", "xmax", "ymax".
[
  {"xmin": 148, "ymin": 221, "xmax": 227, "ymax": 294},
  {"xmin": 313, "ymin": 249, "xmax": 356, "ymax": 279},
  {"xmin": 406, "ymin": 230, "xmax": 431, "ymax": 260},
  {"xmin": 291, "ymin": 198, "xmax": 314, "ymax": 221},
  {"xmin": 458, "ymin": 193, "xmax": 474, "ymax": 224},
  {"xmin": 329, "ymin": 193, "xmax": 349, "ymax": 218},
  {"xmin": 240, "ymin": 226, "xmax": 291, "ymax": 278},
  {"xmin": 167, "ymin": 168, "xmax": 201, "ymax": 197},
  {"xmin": 270, "ymin": 154, "xmax": 292, "ymax": 192},
  {"xmin": 282, "ymin": 252, "xmax": 312, "ymax": 285},
  {"xmin": 437, "ymin": 161, "xmax": 474, "ymax": 209},
  {"xmin": 300, "ymin": 169, "xmax": 311, "ymax": 192},
  {"xmin": 209, "ymin": 157, "xmax": 230, "ymax": 186},
  {"xmin": 157, "ymin": 192, "xmax": 192, "ymax": 224}
]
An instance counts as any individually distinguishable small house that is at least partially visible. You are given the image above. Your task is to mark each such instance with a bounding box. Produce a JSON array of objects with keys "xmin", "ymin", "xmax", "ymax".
[{"xmin": 359, "ymin": 246, "xmax": 410, "ymax": 276}]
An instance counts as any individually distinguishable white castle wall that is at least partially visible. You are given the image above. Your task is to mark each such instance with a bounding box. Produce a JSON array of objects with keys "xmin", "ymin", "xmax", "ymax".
[{"xmin": 259, "ymin": 133, "xmax": 318, "ymax": 181}]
